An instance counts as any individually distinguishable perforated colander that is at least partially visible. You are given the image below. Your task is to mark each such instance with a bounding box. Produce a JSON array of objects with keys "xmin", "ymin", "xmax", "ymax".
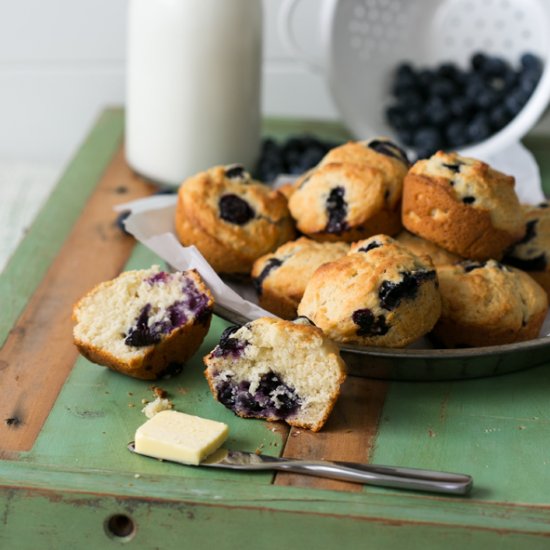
[{"xmin": 279, "ymin": 0, "xmax": 550, "ymax": 163}]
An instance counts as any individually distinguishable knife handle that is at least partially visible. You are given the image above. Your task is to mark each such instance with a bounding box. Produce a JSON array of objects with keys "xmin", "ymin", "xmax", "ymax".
[{"xmin": 270, "ymin": 459, "xmax": 473, "ymax": 495}]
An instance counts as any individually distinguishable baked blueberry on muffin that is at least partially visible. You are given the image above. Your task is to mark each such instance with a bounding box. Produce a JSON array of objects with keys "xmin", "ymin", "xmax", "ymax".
[
  {"xmin": 203, "ymin": 317, "xmax": 347, "ymax": 432},
  {"xmin": 319, "ymin": 137, "xmax": 410, "ymax": 207},
  {"xmin": 298, "ymin": 235, "xmax": 441, "ymax": 347},
  {"xmin": 402, "ymin": 151, "xmax": 525, "ymax": 260},
  {"xmin": 73, "ymin": 266, "xmax": 214, "ymax": 380},
  {"xmin": 175, "ymin": 164, "xmax": 295, "ymax": 275},
  {"xmin": 251, "ymin": 237, "xmax": 349, "ymax": 319},
  {"xmin": 287, "ymin": 162, "xmax": 402, "ymax": 242},
  {"xmin": 503, "ymin": 202, "xmax": 550, "ymax": 295},
  {"xmin": 433, "ymin": 260, "xmax": 548, "ymax": 347}
]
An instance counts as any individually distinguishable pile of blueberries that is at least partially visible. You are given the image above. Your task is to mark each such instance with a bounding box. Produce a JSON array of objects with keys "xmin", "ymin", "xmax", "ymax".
[
  {"xmin": 254, "ymin": 135, "xmax": 341, "ymax": 183},
  {"xmin": 385, "ymin": 52, "xmax": 544, "ymax": 159}
]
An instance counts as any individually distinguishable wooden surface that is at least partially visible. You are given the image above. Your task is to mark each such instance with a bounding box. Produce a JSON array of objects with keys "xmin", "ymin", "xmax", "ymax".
[{"xmin": 2, "ymin": 109, "xmax": 550, "ymax": 548}]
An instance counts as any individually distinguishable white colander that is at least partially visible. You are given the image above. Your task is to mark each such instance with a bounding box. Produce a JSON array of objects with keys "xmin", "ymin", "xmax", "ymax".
[{"xmin": 279, "ymin": 0, "xmax": 550, "ymax": 181}]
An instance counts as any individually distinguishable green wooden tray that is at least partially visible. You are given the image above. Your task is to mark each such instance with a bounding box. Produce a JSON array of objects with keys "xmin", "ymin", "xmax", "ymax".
[{"xmin": 2, "ymin": 109, "xmax": 550, "ymax": 549}]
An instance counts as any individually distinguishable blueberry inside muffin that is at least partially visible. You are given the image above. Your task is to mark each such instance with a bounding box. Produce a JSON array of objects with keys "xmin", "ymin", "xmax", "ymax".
[{"xmin": 204, "ymin": 317, "xmax": 346, "ymax": 432}]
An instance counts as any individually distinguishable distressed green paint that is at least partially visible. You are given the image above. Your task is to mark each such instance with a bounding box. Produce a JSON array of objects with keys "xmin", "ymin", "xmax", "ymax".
[
  {"xmin": 368, "ymin": 365, "xmax": 550, "ymax": 503},
  {"xmin": 3, "ymin": 461, "xmax": 550, "ymax": 547},
  {"xmin": 0, "ymin": 109, "xmax": 124, "ymax": 347}
]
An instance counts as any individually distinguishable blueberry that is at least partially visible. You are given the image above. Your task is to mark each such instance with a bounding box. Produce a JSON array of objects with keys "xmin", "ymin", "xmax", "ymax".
[
  {"xmin": 467, "ymin": 114, "xmax": 491, "ymax": 143},
  {"xmin": 385, "ymin": 104, "xmax": 408, "ymax": 130},
  {"xmin": 225, "ymin": 164, "xmax": 247, "ymax": 180},
  {"xmin": 441, "ymin": 162, "xmax": 462, "ymax": 173},
  {"xmin": 212, "ymin": 325, "xmax": 248, "ymax": 359},
  {"xmin": 357, "ymin": 240, "xmax": 382, "ymax": 253},
  {"xmin": 125, "ymin": 304, "xmax": 160, "ymax": 347},
  {"xmin": 429, "ymin": 77, "xmax": 457, "ymax": 98},
  {"xmin": 475, "ymin": 88, "xmax": 500, "ymax": 110},
  {"xmin": 219, "ymin": 194, "xmax": 255, "ymax": 225},
  {"xmin": 521, "ymin": 52, "xmax": 543, "ymax": 73},
  {"xmin": 449, "ymin": 96, "xmax": 474, "ymax": 119},
  {"xmin": 504, "ymin": 90, "xmax": 527, "ymax": 117},
  {"xmin": 489, "ymin": 105, "xmax": 511, "ymax": 130},
  {"xmin": 413, "ymin": 127, "xmax": 442, "ymax": 157},
  {"xmin": 425, "ymin": 97, "xmax": 451, "ymax": 126},
  {"xmin": 518, "ymin": 68, "xmax": 540, "ymax": 95},
  {"xmin": 395, "ymin": 90, "xmax": 425, "ymax": 109},
  {"xmin": 216, "ymin": 371, "xmax": 301, "ymax": 420},
  {"xmin": 417, "ymin": 69, "xmax": 435, "ymax": 90},
  {"xmin": 367, "ymin": 139, "xmax": 409, "ymax": 165},
  {"xmin": 446, "ymin": 121, "xmax": 469, "ymax": 148},
  {"xmin": 482, "ymin": 56, "xmax": 509, "ymax": 77},
  {"xmin": 504, "ymin": 253, "xmax": 547, "ymax": 272},
  {"xmin": 397, "ymin": 129, "xmax": 414, "ymax": 146},
  {"xmin": 462, "ymin": 261, "xmax": 487, "ymax": 273},
  {"xmin": 253, "ymin": 257, "xmax": 283, "ymax": 295},
  {"xmin": 352, "ymin": 309, "xmax": 389, "ymax": 337},
  {"xmin": 471, "ymin": 52, "xmax": 488, "ymax": 72},
  {"xmin": 516, "ymin": 219, "xmax": 538, "ymax": 244},
  {"xmin": 378, "ymin": 270, "xmax": 436, "ymax": 311},
  {"xmin": 436, "ymin": 62, "xmax": 460, "ymax": 81},
  {"xmin": 325, "ymin": 186, "xmax": 348, "ymax": 234}
]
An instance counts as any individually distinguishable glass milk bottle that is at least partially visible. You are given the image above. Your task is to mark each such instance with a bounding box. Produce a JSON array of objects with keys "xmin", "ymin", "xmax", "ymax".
[{"xmin": 126, "ymin": 0, "xmax": 263, "ymax": 186}]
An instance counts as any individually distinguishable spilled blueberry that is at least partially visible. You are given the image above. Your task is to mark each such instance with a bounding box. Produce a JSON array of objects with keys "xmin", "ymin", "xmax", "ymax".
[{"xmin": 219, "ymin": 194, "xmax": 255, "ymax": 225}]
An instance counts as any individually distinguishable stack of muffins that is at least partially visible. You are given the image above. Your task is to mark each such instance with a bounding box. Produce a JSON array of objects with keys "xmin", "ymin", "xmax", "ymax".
[{"xmin": 174, "ymin": 140, "xmax": 549, "ymax": 349}]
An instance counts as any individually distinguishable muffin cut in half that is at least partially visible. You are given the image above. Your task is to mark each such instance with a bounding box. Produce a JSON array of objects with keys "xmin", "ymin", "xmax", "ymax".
[
  {"xmin": 204, "ymin": 317, "xmax": 347, "ymax": 432},
  {"xmin": 73, "ymin": 266, "xmax": 214, "ymax": 380}
]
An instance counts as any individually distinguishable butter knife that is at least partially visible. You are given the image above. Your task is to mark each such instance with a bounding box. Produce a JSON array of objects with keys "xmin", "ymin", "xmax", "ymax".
[{"xmin": 128, "ymin": 442, "xmax": 472, "ymax": 495}]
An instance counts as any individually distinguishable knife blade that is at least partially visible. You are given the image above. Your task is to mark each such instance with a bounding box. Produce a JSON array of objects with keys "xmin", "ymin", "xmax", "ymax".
[{"xmin": 128, "ymin": 442, "xmax": 473, "ymax": 495}]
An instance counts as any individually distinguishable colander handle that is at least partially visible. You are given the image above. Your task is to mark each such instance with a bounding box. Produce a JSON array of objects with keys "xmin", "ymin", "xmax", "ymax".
[{"xmin": 278, "ymin": 0, "xmax": 324, "ymax": 73}]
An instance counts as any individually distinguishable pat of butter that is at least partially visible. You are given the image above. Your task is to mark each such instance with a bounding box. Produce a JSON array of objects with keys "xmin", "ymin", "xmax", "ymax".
[{"xmin": 134, "ymin": 410, "xmax": 229, "ymax": 465}]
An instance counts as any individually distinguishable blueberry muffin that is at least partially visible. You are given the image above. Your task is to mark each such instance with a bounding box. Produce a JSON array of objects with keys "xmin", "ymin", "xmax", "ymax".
[
  {"xmin": 287, "ymin": 162, "xmax": 402, "ymax": 242},
  {"xmin": 175, "ymin": 164, "xmax": 295, "ymax": 274},
  {"xmin": 298, "ymin": 235, "xmax": 441, "ymax": 347},
  {"xmin": 433, "ymin": 260, "xmax": 548, "ymax": 348},
  {"xmin": 395, "ymin": 230, "xmax": 462, "ymax": 267},
  {"xmin": 251, "ymin": 238, "xmax": 350, "ymax": 319},
  {"xmin": 503, "ymin": 201, "xmax": 550, "ymax": 295},
  {"xmin": 319, "ymin": 137, "xmax": 410, "ymax": 208},
  {"xmin": 73, "ymin": 266, "xmax": 214, "ymax": 380},
  {"xmin": 203, "ymin": 317, "xmax": 347, "ymax": 432},
  {"xmin": 402, "ymin": 151, "xmax": 525, "ymax": 260}
]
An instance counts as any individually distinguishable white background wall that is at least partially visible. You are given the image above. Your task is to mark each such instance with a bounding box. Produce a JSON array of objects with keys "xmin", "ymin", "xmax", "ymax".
[{"xmin": 0, "ymin": 0, "xmax": 337, "ymax": 167}]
